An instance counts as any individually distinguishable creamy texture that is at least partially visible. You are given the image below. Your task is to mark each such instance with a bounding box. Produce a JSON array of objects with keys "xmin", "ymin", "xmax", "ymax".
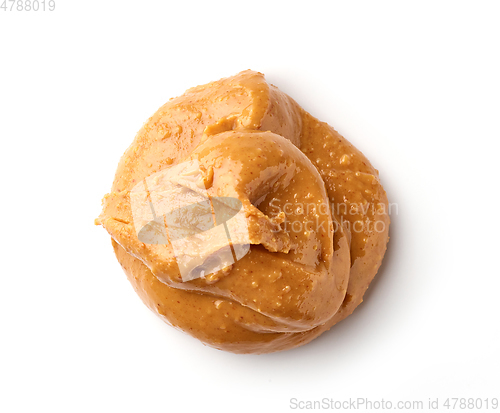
[{"xmin": 96, "ymin": 70, "xmax": 390, "ymax": 354}]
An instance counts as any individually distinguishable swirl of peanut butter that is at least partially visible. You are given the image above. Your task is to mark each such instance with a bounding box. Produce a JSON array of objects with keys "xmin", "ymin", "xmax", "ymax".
[{"xmin": 97, "ymin": 70, "xmax": 390, "ymax": 353}]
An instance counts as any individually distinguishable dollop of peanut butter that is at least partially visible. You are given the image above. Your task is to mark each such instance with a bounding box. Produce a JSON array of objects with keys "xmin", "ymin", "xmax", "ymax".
[{"xmin": 96, "ymin": 70, "xmax": 390, "ymax": 354}]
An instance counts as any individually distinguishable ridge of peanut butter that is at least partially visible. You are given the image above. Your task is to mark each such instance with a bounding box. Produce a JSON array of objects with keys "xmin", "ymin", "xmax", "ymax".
[{"xmin": 97, "ymin": 70, "xmax": 390, "ymax": 354}]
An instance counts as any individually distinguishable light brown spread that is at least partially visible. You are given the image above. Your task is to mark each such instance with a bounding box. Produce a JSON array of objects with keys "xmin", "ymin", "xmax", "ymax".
[{"xmin": 96, "ymin": 70, "xmax": 390, "ymax": 354}]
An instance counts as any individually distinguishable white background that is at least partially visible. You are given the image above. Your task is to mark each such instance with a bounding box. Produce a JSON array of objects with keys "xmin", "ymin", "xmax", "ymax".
[{"xmin": 1, "ymin": 1, "xmax": 499, "ymax": 412}]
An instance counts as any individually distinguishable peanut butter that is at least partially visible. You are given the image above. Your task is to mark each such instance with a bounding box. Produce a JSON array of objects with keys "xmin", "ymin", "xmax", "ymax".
[{"xmin": 96, "ymin": 70, "xmax": 390, "ymax": 354}]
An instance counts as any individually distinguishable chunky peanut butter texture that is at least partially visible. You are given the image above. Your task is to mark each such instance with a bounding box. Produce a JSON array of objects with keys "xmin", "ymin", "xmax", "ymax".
[{"xmin": 96, "ymin": 70, "xmax": 390, "ymax": 354}]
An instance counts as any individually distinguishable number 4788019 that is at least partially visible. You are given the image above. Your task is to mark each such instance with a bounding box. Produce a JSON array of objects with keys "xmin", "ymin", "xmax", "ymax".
[{"xmin": 1, "ymin": 0, "xmax": 56, "ymax": 11}]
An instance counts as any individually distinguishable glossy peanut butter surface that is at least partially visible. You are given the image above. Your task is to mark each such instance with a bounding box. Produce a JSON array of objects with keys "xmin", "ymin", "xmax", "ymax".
[{"xmin": 97, "ymin": 70, "xmax": 390, "ymax": 353}]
